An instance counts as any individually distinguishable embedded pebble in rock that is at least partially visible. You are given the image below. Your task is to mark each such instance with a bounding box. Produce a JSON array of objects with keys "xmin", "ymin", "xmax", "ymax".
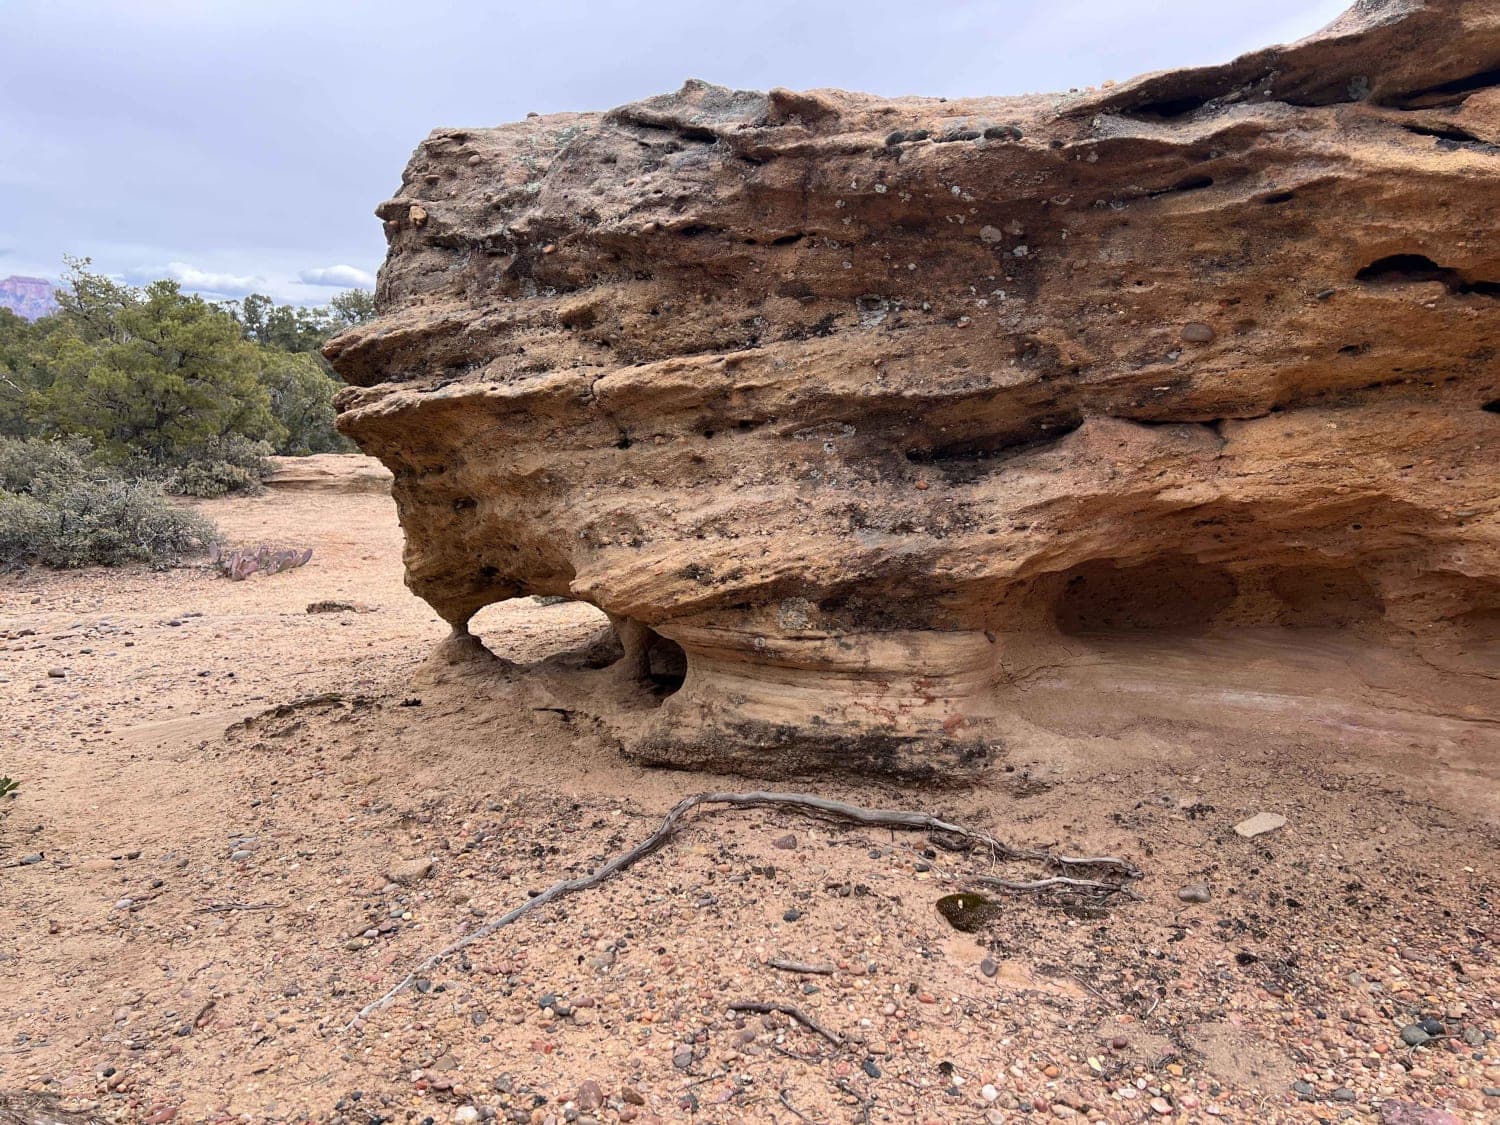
[{"xmin": 1180, "ymin": 321, "xmax": 1216, "ymax": 343}]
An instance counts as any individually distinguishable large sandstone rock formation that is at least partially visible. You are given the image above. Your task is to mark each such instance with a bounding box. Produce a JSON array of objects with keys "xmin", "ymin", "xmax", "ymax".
[{"xmin": 328, "ymin": 0, "xmax": 1499, "ymax": 777}]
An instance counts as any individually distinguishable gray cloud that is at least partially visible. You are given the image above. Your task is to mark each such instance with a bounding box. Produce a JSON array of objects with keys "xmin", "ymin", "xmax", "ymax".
[
  {"xmin": 162, "ymin": 262, "xmax": 265, "ymax": 298},
  {"xmin": 299, "ymin": 265, "xmax": 375, "ymax": 289}
]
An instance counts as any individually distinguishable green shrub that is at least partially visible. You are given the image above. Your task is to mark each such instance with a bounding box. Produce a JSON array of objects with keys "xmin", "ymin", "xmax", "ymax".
[
  {"xmin": 0, "ymin": 437, "xmax": 216, "ymax": 568},
  {"xmin": 0, "ymin": 433, "xmax": 98, "ymax": 493},
  {"xmin": 166, "ymin": 434, "xmax": 275, "ymax": 498}
]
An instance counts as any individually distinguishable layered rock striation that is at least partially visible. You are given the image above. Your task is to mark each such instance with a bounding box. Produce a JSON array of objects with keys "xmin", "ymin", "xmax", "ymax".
[{"xmin": 328, "ymin": 0, "xmax": 1500, "ymax": 777}]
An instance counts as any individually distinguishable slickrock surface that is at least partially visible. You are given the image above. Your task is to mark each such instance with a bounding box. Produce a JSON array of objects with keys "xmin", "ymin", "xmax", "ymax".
[{"xmin": 327, "ymin": 0, "xmax": 1500, "ymax": 775}]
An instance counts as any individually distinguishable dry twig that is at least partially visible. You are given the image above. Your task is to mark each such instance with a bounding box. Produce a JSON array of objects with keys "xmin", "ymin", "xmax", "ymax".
[
  {"xmin": 778, "ymin": 1089, "xmax": 810, "ymax": 1123},
  {"xmin": 768, "ymin": 957, "xmax": 837, "ymax": 976},
  {"xmin": 972, "ymin": 874, "xmax": 1133, "ymax": 896},
  {"xmin": 346, "ymin": 790, "xmax": 1140, "ymax": 1027},
  {"xmin": 728, "ymin": 1000, "xmax": 844, "ymax": 1046}
]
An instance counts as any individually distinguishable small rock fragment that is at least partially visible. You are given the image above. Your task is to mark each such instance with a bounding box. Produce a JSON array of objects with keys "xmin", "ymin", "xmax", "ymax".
[
  {"xmin": 1233, "ymin": 812, "xmax": 1287, "ymax": 838},
  {"xmin": 576, "ymin": 1080, "xmax": 603, "ymax": 1111},
  {"xmin": 1399, "ymin": 1024, "xmax": 1431, "ymax": 1047},
  {"xmin": 1177, "ymin": 883, "xmax": 1211, "ymax": 903},
  {"xmin": 388, "ymin": 857, "xmax": 434, "ymax": 886}
]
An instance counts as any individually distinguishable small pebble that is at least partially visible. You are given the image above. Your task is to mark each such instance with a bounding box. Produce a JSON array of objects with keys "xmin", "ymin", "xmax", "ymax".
[
  {"xmin": 1400, "ymin": 1024, "xmax": 1431, "ymax": 1047},
  {"xmin": 1177, "ymin": 883, "xmax": 1211, "ymax": 904}
]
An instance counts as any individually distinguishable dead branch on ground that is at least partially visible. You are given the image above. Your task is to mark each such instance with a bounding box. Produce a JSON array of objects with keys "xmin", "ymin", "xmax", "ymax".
[
  {"xmin": 728, "ymin": 1000, "xmax": 844, "ymax": 1046},
  {"xmin": 346, "ymin": 790, "xmax": 1141, "ymax": 1028},
  {"xmin": 768, "ymin": 957, "xmax": 836, "ymax": 976}
]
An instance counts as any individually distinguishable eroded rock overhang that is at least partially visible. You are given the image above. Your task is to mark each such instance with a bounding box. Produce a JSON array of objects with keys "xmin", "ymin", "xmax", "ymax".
[{"xmin": 327, "ymin": 0, "xmax": 1500, "ymax": 777}]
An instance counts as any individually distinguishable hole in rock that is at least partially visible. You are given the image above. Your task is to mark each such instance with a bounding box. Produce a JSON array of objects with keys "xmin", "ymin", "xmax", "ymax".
[
  {"xmin": 468, "ymin": 598, "xmax": 613, "ymax": 665},
  {"xmin": 1402, "ymin": 123, "xmax": 1485, "ymax": 144},
  {"xmin": 1483, "ymin": 399, "xmax": 1500, "ymax": 413},
  {"xmin": 1052, "ymin": 556, "xmax": 1238, "ymax": 636},
  {"xmin": 1354, "ymin": 255, "xmax": 1500, "ymax": 297},
  {"xmin": 1389, "ymin": 67, "xmax": 1500, "ymax": 110},
  {"xmin": 1355, "ymin": 253, "xmax": 1450, "ymax": 285},
  {"xmin": 904, "ymin": 414, "xmax": 1085, "ymax": 477},
  {"xmin": 1261, "ymin": 191, "xmax": 1296, "ymax": 205},
  {"xmin": 1150, "ymin": 175, "xmax": 1214, "ymax": 197},
  {"xmin": 1266, "ymin": 566, "xmax": 1384, "ymax": 628},
  {"xmin": 1128, "ymin": 93, "xmax": 1211, "ymax": 120},
  {"xmin": 647, "ymin": 635, "xmax": 687, "ymax": 694}
]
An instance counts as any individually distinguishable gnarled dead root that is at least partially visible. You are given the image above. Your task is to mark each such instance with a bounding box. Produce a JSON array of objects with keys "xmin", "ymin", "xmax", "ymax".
[{"xmin": 347, "ymin": 790, "xmax": 1141, "ymax": 1028}]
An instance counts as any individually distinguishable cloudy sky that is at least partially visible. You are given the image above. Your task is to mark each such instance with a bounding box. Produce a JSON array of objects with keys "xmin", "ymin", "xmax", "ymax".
[{"xmin": 2, "ymin": 0, "xmax": 1349, "ymax": 304}]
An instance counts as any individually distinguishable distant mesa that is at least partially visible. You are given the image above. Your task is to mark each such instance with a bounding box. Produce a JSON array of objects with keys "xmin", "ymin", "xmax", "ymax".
[{"xmin": 0, "ymin": 275, "xmax": 59, "ymax": 321}]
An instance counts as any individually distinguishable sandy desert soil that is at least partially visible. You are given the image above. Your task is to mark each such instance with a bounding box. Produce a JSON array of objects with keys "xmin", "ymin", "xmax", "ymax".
[{"xmin": 1, "ymin": 457, "xmax": 1497, "ymax": 1125}]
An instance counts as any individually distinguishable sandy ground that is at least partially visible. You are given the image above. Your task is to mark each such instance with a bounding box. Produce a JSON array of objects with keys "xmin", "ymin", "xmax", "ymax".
[{"xmin": 1, "ymin": 458, "xmax": 1497, "ymax": 1125}]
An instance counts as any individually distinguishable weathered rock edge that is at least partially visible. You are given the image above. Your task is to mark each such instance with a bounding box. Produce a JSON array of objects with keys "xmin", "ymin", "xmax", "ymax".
[{"xmin": 328, "ymin": 0, "xmax": 1500, "ymax": 778}]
